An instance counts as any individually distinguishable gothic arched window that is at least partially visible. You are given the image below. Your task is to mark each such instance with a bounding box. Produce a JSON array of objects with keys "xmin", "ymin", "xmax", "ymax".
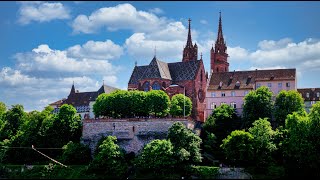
[
  {"xmin": 143, "ymin": 81, "xmax": 150, "ymax": 92},
  {"xmin": 152, "ymin": 81, "xmax": 160, "ymax": 90},
  {"xmin": 216, "ymin": 68, "xmax": 219, "ymax": 72}
]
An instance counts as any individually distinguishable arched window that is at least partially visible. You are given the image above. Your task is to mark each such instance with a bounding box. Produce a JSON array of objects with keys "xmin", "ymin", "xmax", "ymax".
[
  {"xmin": 200, "ymin": 70, "xmax": 203, "ymax": 82},
  {"xmin": 216, "ymin": 68, "xmax": 219, "ymax": 72},
  {"xmin": 143, "ymin": 81, "xmax": 150, "ymax": 92},
  {"xmin": 152, "ymin": 81, "xmax": 160, "ymax": 90}
]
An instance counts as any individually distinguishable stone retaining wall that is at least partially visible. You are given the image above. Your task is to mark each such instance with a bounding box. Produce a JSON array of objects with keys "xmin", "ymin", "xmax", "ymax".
[{"xmin": 81, "ymin": 118, "xmax": 195, "ymax": 154}]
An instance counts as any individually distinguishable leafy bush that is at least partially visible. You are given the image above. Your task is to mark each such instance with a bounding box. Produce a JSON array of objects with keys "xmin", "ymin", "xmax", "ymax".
[
  {"xmin": 60, "ymin": 141, "xmax": 92, "ymax": 165},
  {"xmin": 190, "ymin": 165, "xmax": 219, "ymax": 179}
]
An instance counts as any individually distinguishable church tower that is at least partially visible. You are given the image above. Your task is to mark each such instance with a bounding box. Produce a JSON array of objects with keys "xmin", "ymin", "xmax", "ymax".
[
  {"xmin": 182, "ymin": 18, "xmax": 198, "ymax": 62},
  {"xmin": 210, "ymin": 12, "xmax": 229, "ymax": 73}
]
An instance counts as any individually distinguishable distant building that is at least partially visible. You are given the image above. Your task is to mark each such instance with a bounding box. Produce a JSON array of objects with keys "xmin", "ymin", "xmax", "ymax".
[
  {"xmin": 49, "ymin": 84, "xmax": 118, "ymax": 119},
  {"xmin": 206, "ymin": 69, "xmax": 296, "ymax": 119},
  {"xmin": 297, "ymin": 88, "xmax": 320, "ymax": 112},
  {"xmin": 205, "ymin": 13, "xmax": 297, "ymax": 119},
  {"xmin": 128, "ymin": 18, "xmax": 207, "ymax": 122}
]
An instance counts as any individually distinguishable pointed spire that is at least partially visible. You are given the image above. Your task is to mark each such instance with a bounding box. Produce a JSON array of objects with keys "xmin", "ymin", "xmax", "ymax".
[
  {"xmin": 103, "ymin": 80, "xmax": 105, "ymax": 86},
  {"xmin": 70, "ymin": 82, "xmax": 75, "ymax": 95},
  {"xmin": 217, "ymin": 11, "xmax": 224, "ymax": 44},
  {"xmin": 135, "ymin": 60, "xmax": 137, "ymax": 67},
  {"xmin": 154, "ymin": 46, "xmax": 157, "ymax": 58},
  {"xmin": 200, "ymin": 52, "xmax": 203, "ymax": 60},
  {"xmin": 186, "ymin": 18, "xmax": 193, "ymax": 47}
]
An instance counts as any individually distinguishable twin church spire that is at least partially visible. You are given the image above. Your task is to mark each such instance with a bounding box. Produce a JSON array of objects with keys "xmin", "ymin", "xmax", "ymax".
[{"xmin": 182, "ymin": 18, "xmax": 198, "ymax": 62}]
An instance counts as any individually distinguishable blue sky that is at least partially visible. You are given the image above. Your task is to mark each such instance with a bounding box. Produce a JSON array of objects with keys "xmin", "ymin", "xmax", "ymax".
[{"xmin": 1, "ymin": 1, "xmax": 320, "ymax": 111}]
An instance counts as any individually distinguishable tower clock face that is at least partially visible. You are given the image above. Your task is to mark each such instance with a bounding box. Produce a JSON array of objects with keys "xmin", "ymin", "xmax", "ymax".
[{"xmin": 198, "ymin": 89, "xmax": 204, "ymax": 103}]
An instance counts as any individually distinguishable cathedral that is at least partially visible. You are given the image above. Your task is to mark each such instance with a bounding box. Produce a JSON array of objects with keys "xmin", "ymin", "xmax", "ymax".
[{"xmin": 128, "ymin": 18, "xmax": 207, "ymax": 122}]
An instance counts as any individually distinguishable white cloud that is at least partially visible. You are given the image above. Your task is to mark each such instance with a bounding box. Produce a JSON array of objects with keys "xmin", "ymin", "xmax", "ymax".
[
  {"xmin": 67, "ymin": 40, "xmax": 123, "ymax": 60},
  {"xmin": 103, "ymin": 75, "xmax": 118, "ymax": 86},
  {"xmin": 227, "ymin": 38, "xmax": 320, "ymax": 73},
  {"xmin": 72, "ymin": 3, "xmax": 168, "ymax": 34},
  {"xmin": 15, "ymin": 43, "xmax": 121, "ymax": 76},
  {"xmin": 18, "ymin": 2, "xmax": 70, "ymax": 25},
  {"xmin": 200, "ymin": 20, "xmax": 208, "ymax": 25},
  {"xmin": 124, "ymin": 33, "xmax": 185, "ymax": 61},
  {"xmin": 0, "ymin": 67, "xmax": 37, "ymax": 86},
  {"xmin": 148, "ymin": 7, "xmax": 164, "ymax": 15}
]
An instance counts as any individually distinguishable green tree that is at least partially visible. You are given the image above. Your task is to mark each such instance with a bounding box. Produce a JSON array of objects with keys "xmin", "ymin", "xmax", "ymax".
[
  {"xmin": 307, "ymin": 102, "xmax": 320, "ymax": 176},
  {"xmin": 170, "ymin": 94, "xmax": 192, "ymax": 117},
  {"xmin": 42, "ymin": 104, "xmax": 82, "ymax": 148},
  {"xmin": 167, "ymin": 122, "xmax": 202, "ymax": 171},
  {"xmin": 130, "ymin": 90, "xmax": 148, "ymax": 117},
  {"xmin": 243, "ymin": 86, "xmax": 273, "ymax": 129},
  {"xmin": 274, "ymin": 90, "xmax": 305, "ymax": 128},
  {"xmin": 136, "ymin": 139, "xmax": 176, "ymax": 175},
  {"xmin": 220, "ymin": 130, "xmax": 254, "ymax": 166},
  {"xmin": 202, "ymin": 104, "xmax": 239, "ymax": 161},
  {"xmin": 283, "ymin": 112, "xmax": 313, "ymax": 177},
  {"xmin": 146, "ymin": 90, "xmax": 170, "ymax": 117},
  {"xmin": 93, "ymin": 93, "xmax": 109, "ymax": 118},
  {"xmin": 0, "ymin": 104, "xmax": 26, "ymax": 140},
  {"xmin": 60, "ymin": 141, "xmax": 92, "ymax": 165},
  {"xmin": 88, "ymin": 136, "xmax": 127, "ymax": 178},
  {"xmin": 0, "ymin": 102, "xmax": 6, "ymax": 119},
  {"xmin": 248, "ymin": 118, "xmax": 277, "ymax": 168}
]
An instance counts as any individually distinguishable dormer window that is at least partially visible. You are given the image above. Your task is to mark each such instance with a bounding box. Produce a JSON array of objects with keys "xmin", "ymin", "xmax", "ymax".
[
  {"xmin": 317, "ymin": 92, "xmax": 320, "ymax": 98},
  {"xmin": 219, "ymin": 81, "xmax": 223, "ymax": 87},
  {"xmin": 235, "ymin": 81, "xmax": 240, "ymax": 87},
  {"xmin": 306, "ymin": 92, "xmax": 310, "ymax": 98}
]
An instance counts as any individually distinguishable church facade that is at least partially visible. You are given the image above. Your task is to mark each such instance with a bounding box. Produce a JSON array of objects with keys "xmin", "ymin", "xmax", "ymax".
[{"xmin": 128, "ymin": 19, "xmax": 207, "ymax": 122}]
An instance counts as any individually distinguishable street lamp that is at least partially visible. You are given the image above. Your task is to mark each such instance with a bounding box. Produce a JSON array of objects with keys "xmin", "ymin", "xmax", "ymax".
[{"xmin": 168, "ymin": 84, "xmax": 185, "ymax": 119}]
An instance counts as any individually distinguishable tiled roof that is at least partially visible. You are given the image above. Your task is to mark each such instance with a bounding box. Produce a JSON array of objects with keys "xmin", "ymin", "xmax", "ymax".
[
  {"xmin": 128, "ymin": 56, "xmax": 201, "ymax": 84},
  {"xmin": 208, "ymin": 69, "xmax": 296, "ymax": 90},
  {"xmin": 51, "ymin": 85, "xmax": 119, "ymax": 108},
  {"xmin": 297, "ymin": 88, "xmax": 320, "ymax": 101},
  {"xmin": 49, "ymin": 99, "xmax": 65, "ymax": 106},
  {"xmin": 65, "ymin": 91, "xmax": 98, "ymax": 107}
]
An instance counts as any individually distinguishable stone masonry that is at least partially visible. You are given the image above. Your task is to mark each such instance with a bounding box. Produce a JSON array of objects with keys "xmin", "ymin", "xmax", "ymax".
[{"xmin": 81, "ymin": 118, "xmax": 195, "ymax": 155}]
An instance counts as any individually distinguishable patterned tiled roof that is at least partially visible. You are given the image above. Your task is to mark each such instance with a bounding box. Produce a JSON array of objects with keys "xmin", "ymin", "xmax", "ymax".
[
  {"xmin": 297, "ymin": 88, "xmax": 320, "ymax": 101},
  {"xmin": 128, "ymin": 56, "xmax": 201, "ymax": 84},
  {"xmin": 53, "ymin": 85, "xmax": 119, "ymax": 108},
  {"xmin": 208, "ymin": 69, "xmax": 296, "ymax": 90}
]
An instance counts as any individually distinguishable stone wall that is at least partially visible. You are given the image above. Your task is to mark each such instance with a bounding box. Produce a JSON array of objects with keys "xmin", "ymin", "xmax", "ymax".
[{"xmin": 81, "ymin": 118, "xmax": 195, "ymax": 155}]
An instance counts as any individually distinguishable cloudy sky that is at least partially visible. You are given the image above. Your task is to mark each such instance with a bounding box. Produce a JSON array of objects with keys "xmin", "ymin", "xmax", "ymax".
[{"xmin": 1, "ymin": 1, "xmax": 320, "ymax": 111}]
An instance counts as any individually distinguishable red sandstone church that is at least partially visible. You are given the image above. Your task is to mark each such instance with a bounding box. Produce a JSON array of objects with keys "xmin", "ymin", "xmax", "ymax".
[{"xmin": 128, "ymin": 18, "xmax": 208, "ymax": 122}]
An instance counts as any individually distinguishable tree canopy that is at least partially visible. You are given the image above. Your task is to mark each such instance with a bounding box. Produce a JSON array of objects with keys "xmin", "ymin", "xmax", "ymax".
[
  {"xmin": 170, "ymin": 94, "xmax": 192, "ymax": 117},
  {"xmin": 243, "ymin": 86, "xmax": 273, "ymax": 129}
]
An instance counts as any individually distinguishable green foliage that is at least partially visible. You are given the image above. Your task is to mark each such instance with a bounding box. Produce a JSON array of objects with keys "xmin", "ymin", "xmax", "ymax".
[
  {"xmin": 170, "ymin": 94, "xmax": 192, "ymax": 117},
  {"xmin": 88, "ymin": 136, "xmax": 127, "ymax": 178},
  {"xmin": 93, "ymin": 93, "xmax": 109, "ymax": 118},
  {"xmin": 274, "ymin": 90, "xmax": 305, "ymax": 128},
  {"xmin": 130, "ymin": 90, "xmax": 149, "ymax": 117},
  {"xmin": 136, "ymin": 139, "xmax": 176, "ymax": 175},
  {"xmin": 43, "ymin": 104, "xmax": 82, "ymax": 148},
  {"xmin": 243, "ymin": 86, "xmax": 273, "ymax": 129},
  {"xmin": 220, "ymin": 130, "xmax": 254, "ymax": 166},
  {"xmin": 190, "ymin": 165, "xmax": 219, "ymax": 179},
  {"xmin": 146, "ymin": 90, "xmax": 170, "ymax": 117},
  {"xmin": 0, "ymin": 102, "xmax": 6, "ymax": 119},
  {"xmin": 60, "ymin": 141, "xmax": 92, "ymax": 165},
  {"xmin": 202, "ymin": 104, "xmax": 239, "ymax": 161},
  {"xmin": 283, "ymin": 112, "xmax": 315, "ymax": 176},
  {"xmin": 0, "ymin": 104, "xmax": 27, "ymax": 140},
  {"xmin": 248, "ymin": 118, "xmax": 277, "ymax": 168},
  {"xmin": 167, "ymin": 122, "xmax": 202, "ymax": 170}
]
